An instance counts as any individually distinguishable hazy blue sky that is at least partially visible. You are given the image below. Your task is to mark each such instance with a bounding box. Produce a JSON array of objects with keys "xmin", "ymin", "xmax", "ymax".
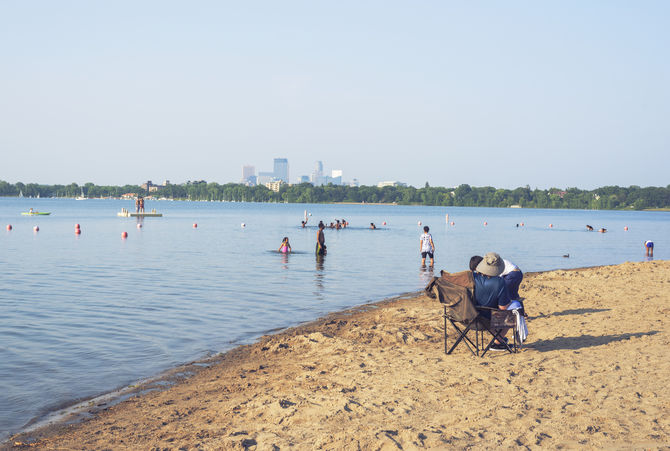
[{"xmin": 1, "ymin": 1, "xmax": 668, "ymax": 189}]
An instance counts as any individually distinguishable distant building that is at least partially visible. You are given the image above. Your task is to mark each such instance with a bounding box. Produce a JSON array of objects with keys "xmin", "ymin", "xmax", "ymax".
[
  {"xmin": 242, "ymin": 165, "xmax": 256, "ymax": 185},
  {"xmin": 273, "ymin": 158, "xmax": 289, "ymax": 183},
  {"xmin": 265, "ymin": 180, "xmax": 285, "ymax": 192},
  {"xmin": 141, "ymin": 180, "xmax": 162, "ymax": 192},
  {"xmin": 299, "ymin": 175, "xmax": 311, "ymax": 184},
  {"xmin": 257, "ymin": 171, "xmax": 275, "ymax": 185},
  {"xmin": 349, "ymin": 178, "xmax": 359, "ymax": 187},
  {"xmin": 377, "ymin": 181, "xmax": 407, "ymax": 188},
  {"xmin": 311, "ymin": 161, "xmax": 324, "ymax": 185}
]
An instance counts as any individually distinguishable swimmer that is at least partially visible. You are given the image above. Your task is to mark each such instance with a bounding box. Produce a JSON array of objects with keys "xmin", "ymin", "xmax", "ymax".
[
  {"xmin": 586, "ymin": 225, "xmax": 594, "ymax": 231},
  {"xmin": 278, "ymin": 237, "xmax": 292, "ymax": 253},
  {"xmin": 644, "ymin": 240, "xmax": 654, "ymax": 257},
  {"xmin": 599, "ymin": 228, "xmax": 607, "ymax": 233},
  {"xmin": 301, "ymin": 220, "xmax": 307, "ymax": 228},
  {"xmin": 370, "ymin": 222, "xmax": 376, "ymax": 229}
]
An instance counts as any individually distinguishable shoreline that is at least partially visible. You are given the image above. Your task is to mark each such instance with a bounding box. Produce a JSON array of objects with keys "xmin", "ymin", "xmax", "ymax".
[
  {"xmin": 5, "ymin": 261, "xmax": 670, "ymax": 449},
  {"xmin": 4, "ymin": 291, "xmax": 419, "ymax": 446}
]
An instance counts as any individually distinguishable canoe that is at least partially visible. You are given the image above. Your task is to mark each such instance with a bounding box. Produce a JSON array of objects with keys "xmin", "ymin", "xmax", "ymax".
[{"xmin": 21, "ymin": 212, "xmax": 51, "ymax": 215}]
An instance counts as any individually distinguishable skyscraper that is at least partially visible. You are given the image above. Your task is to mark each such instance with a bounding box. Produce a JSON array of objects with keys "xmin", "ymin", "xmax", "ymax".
[
  {"xmin": 273, "ymin": 158, "xmax": 289, "ymax": 183},
  {"xmin": 242, "ymin": 165, "xmax": 255, "ymax": 182}
]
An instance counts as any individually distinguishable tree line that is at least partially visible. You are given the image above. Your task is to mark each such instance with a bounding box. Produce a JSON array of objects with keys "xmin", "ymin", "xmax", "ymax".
[{"xmin": 1, "ymin": 180, "xmax": 669, "ymax": 210}]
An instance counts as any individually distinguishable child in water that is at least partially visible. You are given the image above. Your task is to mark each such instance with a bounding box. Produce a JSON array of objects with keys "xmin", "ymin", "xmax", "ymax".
[{"xmin": 278, "ymin": 237, "xmax": 292, "ymax": 253}]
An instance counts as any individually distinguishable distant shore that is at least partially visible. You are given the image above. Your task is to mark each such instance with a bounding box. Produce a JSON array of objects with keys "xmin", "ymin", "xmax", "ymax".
[{"xmin": 6, "ymin": 260, "xmax": 670, "ymax": 450}]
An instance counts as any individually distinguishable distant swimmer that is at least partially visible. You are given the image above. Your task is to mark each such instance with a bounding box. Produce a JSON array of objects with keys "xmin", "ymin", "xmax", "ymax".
[
  {"xmin": 599, "ymin": 228, "xmax": 607, "ymax": 233},
  {"xmin": 316, "ymin": 222, "xmax": 326, "ymax": 256},
  {"xmin": 419, "ymin": 226, "xmax": 435, "ymax": 267},
  {"xmin": 645, "ymin": 240, "xmax": 654, "ymax": 257},
  {"xmin": 563, "ymin": 254, "xmax": 570, "ymax": 258},
  {"xmin": 301, "ymin": 221, "xmax": 307, "ymax": 228},
  {"xmin": 278, "ymin": 237, "xmax": 292, "ymax": 254},
  {"xmin": 370, "ymin": 222, "xmax": 376, "ymax": 229},
  {"xmin": 586, "ymin": 225, "xmax": 594, "ymax": 231}
]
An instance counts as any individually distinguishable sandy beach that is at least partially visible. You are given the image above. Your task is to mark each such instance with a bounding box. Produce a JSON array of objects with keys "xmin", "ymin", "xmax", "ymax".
[{"xmin": 5, "ymin": 260, "xmax": 670, "ymax": 450}]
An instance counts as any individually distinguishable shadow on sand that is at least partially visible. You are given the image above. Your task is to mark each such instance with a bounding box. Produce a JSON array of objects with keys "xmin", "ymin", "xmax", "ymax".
[
  {"xmin": 526, "ymin": 331, "xmax": 659, "ymax": 352},
  {"xmin": 528, "ymin": 308, "xmax": 610, "ymax": 320}
]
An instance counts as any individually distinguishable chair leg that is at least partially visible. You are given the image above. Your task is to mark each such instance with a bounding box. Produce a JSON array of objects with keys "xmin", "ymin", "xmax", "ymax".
[{"xmin": 443, "ymin": 306, "xmax": 447, "ymax": 355}]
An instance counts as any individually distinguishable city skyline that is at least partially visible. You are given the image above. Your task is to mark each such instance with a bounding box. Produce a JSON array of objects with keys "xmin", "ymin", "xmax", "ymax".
[{"xmin": 1, "ymin": 2, "xmax": 668, "ymax": 189}]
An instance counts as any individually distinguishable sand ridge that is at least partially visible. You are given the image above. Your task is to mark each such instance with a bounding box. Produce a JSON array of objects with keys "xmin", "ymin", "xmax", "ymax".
[{"xmin": 5, "ymin": 260, "xmax": 670, "ymax": 450}]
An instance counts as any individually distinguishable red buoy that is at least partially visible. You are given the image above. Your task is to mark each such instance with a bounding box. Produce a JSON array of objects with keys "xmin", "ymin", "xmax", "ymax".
[
  {"xmin": 624, "ymin": 226, "xmax": 629, "ymax": 231},
  {"xmin": 75, "ymin": 224, "xmax": 80, "ymax": 229},
  {"xmin": 34, "ymin": 226, "xmax": 39, "ymax": 232},
  {"xmin": 75, "ymin": 228, "xmax": 81, "ymax": 235},
  {"xmin": 137, "ymin": 223, "xmax": 142, "ymax": 229},
  {"xmin": 193, "ymin": 223, "xmax": 198, "ymax": 228},
  {"xmin": 450, "ymin": 221, "xmax": 455, "ymax": 226},
  {"xmin": 549, "ymin": 224, "xmax": 553, "ymax": 228},
  {"xmin": 484, "ymin": 221, "xmax": 488, "ymax": 226},
  {"xmin": 121, "ymin": 231, "xmax": 128, "ymax": 238},
  {"xmin": 6, "ymin": 224, "xmax": 11, "ymax": 231},
  {"xmin": 382, "ymin": 221, "xmax": 387, "ymax": 226}
]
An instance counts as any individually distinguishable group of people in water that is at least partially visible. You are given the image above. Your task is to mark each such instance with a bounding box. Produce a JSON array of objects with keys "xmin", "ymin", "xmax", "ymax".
[
  {"xmin": 586, "ymin": 224, "xmax": 607, "ymax": 233},
  {"xmin": 134, "ymin": 196, "xmax": 145, "ymax": 213}
]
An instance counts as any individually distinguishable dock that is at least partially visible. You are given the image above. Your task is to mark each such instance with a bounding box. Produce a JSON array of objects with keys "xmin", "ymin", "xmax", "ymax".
[{"xmin": 117, "ymin": 208, "xmax": 163, "ymax": 218}]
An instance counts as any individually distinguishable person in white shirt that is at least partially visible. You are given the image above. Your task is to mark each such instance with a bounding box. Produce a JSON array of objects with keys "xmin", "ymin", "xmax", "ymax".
[
  {"xmin": 419, "ymin": 226, "xmax": 435, "ymax": 267},
  {"xmin": 500, "ymin": 259, "xmax": 523, "ymax": 300}
]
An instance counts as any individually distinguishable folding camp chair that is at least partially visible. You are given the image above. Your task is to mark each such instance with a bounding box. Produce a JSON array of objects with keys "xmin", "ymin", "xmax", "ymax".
[
  {"xmin": 426, "ymin": 271, "xmax": 519, "ymax": 357},
  {"xmin": 442, "ymin": 306, "xmax": 518, "ymax": 356}
]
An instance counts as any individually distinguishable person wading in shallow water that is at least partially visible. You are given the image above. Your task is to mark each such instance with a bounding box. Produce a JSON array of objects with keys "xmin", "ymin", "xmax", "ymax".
[{"xmin": 316, "ymin": 222, "xmax": 326, "ymax": 256}]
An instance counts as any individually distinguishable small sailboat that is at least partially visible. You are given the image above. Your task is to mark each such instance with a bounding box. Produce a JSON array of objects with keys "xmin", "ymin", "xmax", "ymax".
[{"xmin": 76, "ymin": 187, "xmax": 87, "ymax": 200}]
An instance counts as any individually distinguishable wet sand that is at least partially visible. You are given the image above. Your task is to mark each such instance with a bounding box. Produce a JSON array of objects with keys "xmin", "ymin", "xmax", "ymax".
[{"xmin": 5, "ymin": 260, "xmax": 670, "ymax": 450}]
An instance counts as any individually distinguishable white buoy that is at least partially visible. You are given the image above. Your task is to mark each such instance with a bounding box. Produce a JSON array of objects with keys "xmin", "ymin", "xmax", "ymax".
[
  {"xmin": 241, "ymin": 223, "xmax": 246, "ymax": 228},
  {"xmin": 418, "ymin": 221, "xmax": 422, "ymax": 226}
]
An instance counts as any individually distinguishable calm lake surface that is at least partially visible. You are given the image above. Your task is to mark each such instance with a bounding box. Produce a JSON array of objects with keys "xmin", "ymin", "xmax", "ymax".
[{"xmin": 0, "ymin": 198, "xmax": 667, "ymax": 438}]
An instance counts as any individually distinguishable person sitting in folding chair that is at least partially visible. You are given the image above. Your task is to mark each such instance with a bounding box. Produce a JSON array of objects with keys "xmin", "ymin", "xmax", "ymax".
[{"xmin": 473, "ymin": 252, "xmax": 513, "ymax": 351}]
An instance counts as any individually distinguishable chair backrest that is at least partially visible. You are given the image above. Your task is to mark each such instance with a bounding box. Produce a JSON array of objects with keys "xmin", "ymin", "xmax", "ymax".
[{"xmin": 425, "ymin": 270, "xmax": 479, "ymax": 323}]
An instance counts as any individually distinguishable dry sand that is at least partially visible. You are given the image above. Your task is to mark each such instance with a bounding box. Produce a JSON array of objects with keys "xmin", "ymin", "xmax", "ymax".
[{"xmin": 5, "ymin": 260, "xmax": 670, "ymax": 450}]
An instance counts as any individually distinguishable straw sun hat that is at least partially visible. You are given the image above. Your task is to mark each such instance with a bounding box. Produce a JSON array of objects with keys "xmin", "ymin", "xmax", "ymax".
[{"xmin": 475, "ymin": 252, "xmax": 505, "ymax": 277}]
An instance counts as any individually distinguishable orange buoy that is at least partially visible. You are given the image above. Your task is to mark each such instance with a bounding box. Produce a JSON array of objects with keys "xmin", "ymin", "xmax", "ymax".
[
  {"xmin": 549, "ymin": 224, "xmax": 553, "ymax": 228},
  {"xmin": 75, "ymin": 224, "xmax": 80, "ymax": 229},
  {"xmin": 484, "ymin": 221, "xmax": 488, "ymax": 226},
  {"xmin": 520, "ymin": 222, "xmax": 524, "ymax": 226},
  {"xmin": 75, "ymin": 228, "xmax": 81, "ymax": 235},
  {"xmin": 193, "ymin": 223, "xmax": 198, "ymax": 228},
  {"xmin": 33, "ymin": 226, "xmax": 39, "ymax": 232},
  {"xmin": 6, "ymin": 224, "xmax": 11, "ymax": 231},
  {"xmin": 624, "ymin": 226, "xmax": 628, "ymax": 231},
  {"xmin": 121, "ymin": 231, "xmax": 128, "ymax": 238}
]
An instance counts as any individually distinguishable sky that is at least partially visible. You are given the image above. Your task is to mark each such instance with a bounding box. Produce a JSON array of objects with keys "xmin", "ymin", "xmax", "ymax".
[{"xmin": 1, "ymin": 1, "xmax": 668, "ymax": 189}]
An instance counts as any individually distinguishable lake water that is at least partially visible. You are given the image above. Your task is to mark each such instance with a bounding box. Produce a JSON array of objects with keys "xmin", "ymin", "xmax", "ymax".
[{"xmin": 0, "ymin": 198, "xmax": 667, "ymax": 438}]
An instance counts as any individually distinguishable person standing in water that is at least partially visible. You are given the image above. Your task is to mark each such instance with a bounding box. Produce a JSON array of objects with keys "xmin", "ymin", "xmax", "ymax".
[
  {"xmin": 419, "ymin": 225, "xmax": 435, "ymax": 267},
  {"xmin": 278, "ymin": 237, "xmax": 292, "ymax": 253},
  {"xmin": 645, "ymin": 240, "xmax": 654, "ymax": 257},
  {"xmin": 316, "ymin": 222, "xmax": 326, "ymax": 256}
]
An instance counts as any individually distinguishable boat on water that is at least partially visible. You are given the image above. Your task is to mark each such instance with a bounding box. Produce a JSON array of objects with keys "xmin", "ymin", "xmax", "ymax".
[
  {"xmin": 117, "ymin": 208, "xmax": 163, "ymax": 218},
  {"xmin": 22, "ymin": 211, "xmax": 51, "ymax": 215}
]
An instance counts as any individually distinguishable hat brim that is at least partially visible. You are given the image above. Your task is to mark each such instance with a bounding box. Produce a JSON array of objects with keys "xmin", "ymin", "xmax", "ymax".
[{"xmin": 476, "ymin": 260, "xmax": 504, "ymax": 277}]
